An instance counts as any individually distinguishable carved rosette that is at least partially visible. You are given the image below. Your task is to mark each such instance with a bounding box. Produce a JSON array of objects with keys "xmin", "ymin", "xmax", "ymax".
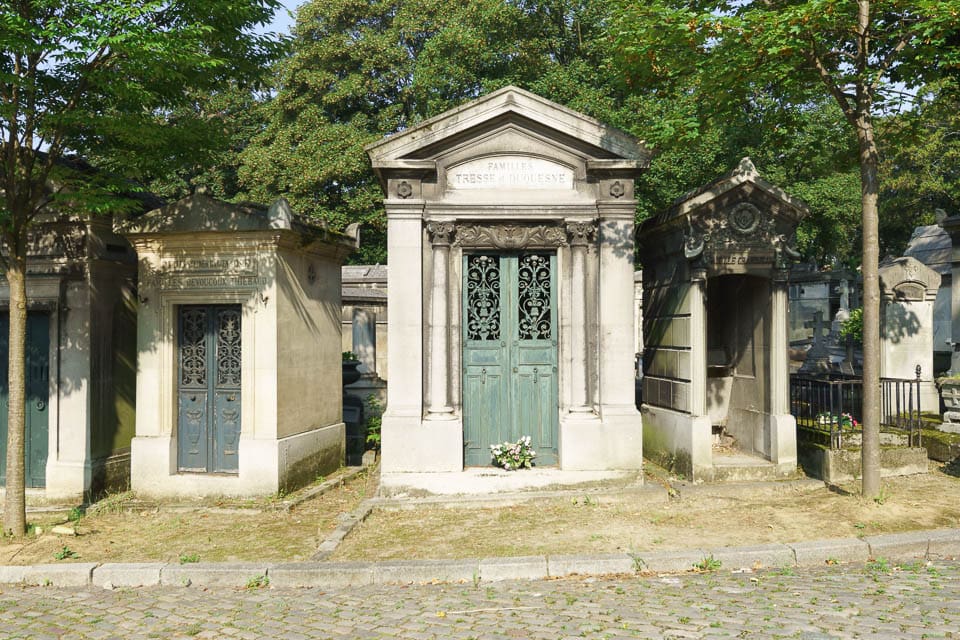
[
  {"xmin": 426, "ymin": 221, "xmax": 456, "ymax": 246},
  {"xmin": 453, "ymin": 223, "xmax": 568, "ymax": 250},
  {"xmin": 565, "ymin": 221, "xmax": 597, "ymax": 247}
]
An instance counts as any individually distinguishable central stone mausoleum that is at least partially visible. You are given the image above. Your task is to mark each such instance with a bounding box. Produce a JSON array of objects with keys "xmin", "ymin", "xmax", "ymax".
[{"xmin": 367, "ymin": 86, "xmax": 650, "ymax": 474}]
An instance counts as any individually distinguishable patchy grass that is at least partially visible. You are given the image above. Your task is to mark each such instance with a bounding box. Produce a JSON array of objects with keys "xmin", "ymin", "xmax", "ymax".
[{"xmin": 0, "ymin": 466, "xmax": 378, "ymax": 566}]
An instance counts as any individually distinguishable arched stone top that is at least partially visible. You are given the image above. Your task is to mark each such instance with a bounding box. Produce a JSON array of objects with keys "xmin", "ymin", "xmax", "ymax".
[{"xmin": 879, "ymin": 256, "xmax": 941, "ymax": 301}]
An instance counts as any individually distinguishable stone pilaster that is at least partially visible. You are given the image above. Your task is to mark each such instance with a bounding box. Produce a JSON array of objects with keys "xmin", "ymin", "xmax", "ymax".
[
  {"xmin": 689, "ymin": 267, "xmax": 708, "ymax": 417},
  {"xmin": 770, "ymin": 269, "xmax": 790, "ymax": 415},
  {"xmin": 426, "ymin": 221, "xmax": 455, "ymax": 419},
  {"xmin": 566, "ymin": 221, "xmax": 596, "ymax": 413}
]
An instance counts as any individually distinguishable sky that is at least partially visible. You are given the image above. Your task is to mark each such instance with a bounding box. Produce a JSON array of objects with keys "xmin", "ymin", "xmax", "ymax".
[{"xmin": 267, "ymin": 1, "xmax": 300, "ymax": 35}]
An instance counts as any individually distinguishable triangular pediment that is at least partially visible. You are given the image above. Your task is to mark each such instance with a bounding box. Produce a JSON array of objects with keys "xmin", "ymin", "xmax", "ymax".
[{"xmin": 366, "ymin": 86, "xmax": 650, "ymax": 171}]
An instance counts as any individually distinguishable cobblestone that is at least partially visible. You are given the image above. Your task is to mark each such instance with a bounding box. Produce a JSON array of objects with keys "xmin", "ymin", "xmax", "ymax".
[{"xmin": 0, "ymin": 561, "xmax": 958, "ymax": 638}]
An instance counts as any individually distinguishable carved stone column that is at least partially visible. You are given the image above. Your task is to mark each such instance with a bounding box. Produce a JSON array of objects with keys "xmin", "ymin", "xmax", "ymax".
[
  {"xmin": 770, "ymin": 269, "xmax": 790, "ymax": 415},
  {"xmin": 426, "ymin": 221, "xmax": 455, "ymax": 419},
  {"xmin": 567, "ymin": 221, "xmax": 596, "ymax": 413},
  {"xmin": 689, "ymin": 267, "xmax": 708, "ymax": 417}
]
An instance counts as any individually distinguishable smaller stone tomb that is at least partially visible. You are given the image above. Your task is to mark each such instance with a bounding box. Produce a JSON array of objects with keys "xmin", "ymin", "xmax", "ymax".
[
  {"xmin": 119, "ymin": 191, "xmax": 357, "ymax": 497},
  {"xmin": 879, "ymin": 256, "xmax": 940, "ymax": 411},
  {"xmin": 637, "ymin": 159, "xmax": 808, "ymax": 481}
]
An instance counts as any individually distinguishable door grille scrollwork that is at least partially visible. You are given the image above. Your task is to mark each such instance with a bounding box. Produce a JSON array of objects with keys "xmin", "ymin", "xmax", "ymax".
[
  {"xmin": 466, "ymin": 255, "xmax": 501, "ymax": 341},
  {"xmin": 517, "ymin": 254, "xmax": 552, "ymax": 340}
]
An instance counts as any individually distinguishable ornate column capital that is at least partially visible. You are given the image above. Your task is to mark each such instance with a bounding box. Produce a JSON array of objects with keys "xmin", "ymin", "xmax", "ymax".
[
  {"xmin": 565, "ymin": 221, "xmax": 597, "ymax": 247},
  {"xmin": 426, "ymin": 221, "xmax": 456, "ymax": 246}
]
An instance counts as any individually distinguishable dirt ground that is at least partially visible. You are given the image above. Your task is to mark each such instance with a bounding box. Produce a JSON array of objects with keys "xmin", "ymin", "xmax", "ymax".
[
  {"xmin": 331, "ymin": 462, "xmax": 960, "ymax": 561},
  {"xmin": 2, "ymin": 462, "xmax": 959, "ymax": 566}
]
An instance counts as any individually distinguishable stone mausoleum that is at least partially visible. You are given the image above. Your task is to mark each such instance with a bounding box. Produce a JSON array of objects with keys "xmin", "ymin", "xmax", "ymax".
[
  {"xmin": 366, "ymin": 86, "xmax": 649, "ymax": 475},
  {"xmin": 1, "ymin": 216, "xmax": 137, "ymax": 501},
  {"xmin": 119, "ymin": 191, "xmax": 356, "ymax": 497},
  {"xmin": 637, "ymin": 159, "xmax": 808, "ymax": 481}
]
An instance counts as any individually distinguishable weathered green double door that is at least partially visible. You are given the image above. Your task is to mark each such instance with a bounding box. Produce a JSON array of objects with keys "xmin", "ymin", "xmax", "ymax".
[
  {"xmin": 177, "ymin": 305, "xmax": 241, "ymax": 474},
  {"xmin": 463, "ymin": 253, "xmax": 559, "ymax": 466},
  {"xmin": 0, "ymin": 313, "xmax": 50, "ymax": 488}
]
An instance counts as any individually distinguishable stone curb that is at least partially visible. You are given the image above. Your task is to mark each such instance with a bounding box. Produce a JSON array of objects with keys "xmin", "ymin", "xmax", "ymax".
[{"xmin": 0, "ymin": 528, "xmax": 956, "ymax": 589}]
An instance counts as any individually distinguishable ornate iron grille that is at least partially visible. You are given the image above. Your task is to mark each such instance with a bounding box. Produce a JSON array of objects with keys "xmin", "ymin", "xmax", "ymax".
[
  {"xmin": 216, "ymin": 308, "xmax": 242, "ymax": 387},
  {"xmin": 180, "ymin": 308, "xmax": 207, "ymax": 387},
  {"xmin": 466, "ymin": 255, "xmax": 501, "ymax": 341},
  {"xmin": 517, "ymin": 254, "xmax": 552, "ymax": 339}
]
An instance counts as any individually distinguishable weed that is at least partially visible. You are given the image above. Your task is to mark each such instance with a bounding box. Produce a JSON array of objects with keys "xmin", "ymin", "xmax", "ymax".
[
  {"xmin": 245, "ymin": 575, "xmax": 269, "ymax": 589},
  {"xmin": 693, "ymin": 555, "xmax": 722, "ymax": 572},
  {"xmin": 629, "ymin": 552, "xmax": 646, "ymax": 573},
  {"xmin": 678, "ymin": 616, "xmax": 691, "ymax": 624},
  {"xmin": 67, "ymin": 506, "xmax": 85, "ymax": 522},
  {"xmin": 775, "ymin": 566, "xmax": 796, "ymax": 576},
  {"xmin": 873, "ymin": 486, "xmax": 890, "ymax": 505},
  {"xmin": 183, "ymin": 622, "xmax": 203, "ymax": 636},
  {"xmin": 53, "ymin": 546, "xmax": 77, "ymax": 561},
  {"xmin": 867, "ymin": 557, "xmax": 892, "ymax": 575},
  {"xmin": 565, "ymin": 594, "xmax": 578, "ymax": 606},
  {"xmin": 179, "ymin": 553, "xmax": 200, "ymax": 564},
  {"xmin": 825, "ymin": 557, "xmax": 839, "ymax": 565}
]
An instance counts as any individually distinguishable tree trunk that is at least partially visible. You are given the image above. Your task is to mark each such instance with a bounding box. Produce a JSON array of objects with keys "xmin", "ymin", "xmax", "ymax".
[
  {"xmin": 3, "ymin": 249, "xmax": 28, "ymax": 537},
  {"xmin": 857, "ymin": 115, "xmax": 882, "ymax": 500}
]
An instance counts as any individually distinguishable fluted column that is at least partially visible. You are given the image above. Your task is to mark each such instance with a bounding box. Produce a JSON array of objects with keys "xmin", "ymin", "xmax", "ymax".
[
  {"xmin": 689, "ymin": 267, "xmax": 708, "ymax": 417},
  {"xmin": 567, "ymin": 221, "xmax": 596, "ymax": 413},
  {"xmin": 770, "ymin": 269, "xmax": 790, "ymax": 415},
  {"xmin": 426, "ymin": 221, "xmax": 455, "ymax": 419}
]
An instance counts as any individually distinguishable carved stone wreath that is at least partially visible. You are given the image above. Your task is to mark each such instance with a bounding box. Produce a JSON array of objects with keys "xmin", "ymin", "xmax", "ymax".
[{"xmin": 727, "ymin": 202, "xmax": 762, "ymax": 235}]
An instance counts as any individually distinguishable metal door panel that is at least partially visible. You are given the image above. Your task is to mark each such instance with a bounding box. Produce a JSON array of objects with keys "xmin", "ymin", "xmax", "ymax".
[
  {"xmin": 177, "ymin": 305, "xmax": 241, "ymax": 474},
  {"xmin": 463, "ymin": 252, "xmax": 558, "ymax": 466},
  {"xmin": 0, "ymin": 313, "xmax": 49, "ymax": 488}
]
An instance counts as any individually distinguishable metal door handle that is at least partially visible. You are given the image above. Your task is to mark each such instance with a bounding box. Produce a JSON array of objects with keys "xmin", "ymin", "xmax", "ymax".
[
  {"xmin": 190, "ymin": 395, "xmax": 197, "ymax": 402},
  {"xmin": 481, "ymin": 368, "xmax": 486, "ymax": 384},
  {"xmin": 227, "ymin": 394, "xmax": 236, "ymax": 401},
  {"xmin": 36, "ymin": 400, "xmax": 45, "ymax": 410},
  {"xmin": 533, "ymin": 368, "xmax": 538, "ymax": 383}
]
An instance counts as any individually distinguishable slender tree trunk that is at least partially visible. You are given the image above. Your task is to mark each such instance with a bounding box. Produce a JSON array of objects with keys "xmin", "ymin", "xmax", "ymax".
[
  {"xmin": 3, "ymin": 246, "xmax": 28, "ymax": 537},
  {"xmin": 857, "ymin": 115, "xmax": 882, "ymax": 499}
]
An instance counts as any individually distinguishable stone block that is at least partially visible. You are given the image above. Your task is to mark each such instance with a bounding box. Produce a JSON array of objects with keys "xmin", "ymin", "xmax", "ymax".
[
  {"xmin": 706, "ymin": 544, "xmax": 796, "ymax": 571},
  {"xmin": 21, "ymin": 563, "xmax": 96, "ymax": 587},
  {"xmin": 632, "ymin": 549, "xmax": 707, "ymax": 574},
  {"xmin": 267, "ymin": 562, "xmax": 376, "ymax": 588},
  {"xmin": 374, "ymin": 559, "xmax": 479, "ymax": 584},
  {"xmin": 160, "ymin": 562, "xmax": 268, "ymax": 588},
  {"xmin": 864, "ymin": 531, "xmax": 933, "ymax": 562},
  {"xmin": 547, "ymin": 553, "xmax": 636, "ymax": 577},
  {"xmin": 790, "ymin": 538, "xmax": 869, "ymax": 567},
  {"xmin": 93, "ymin": 563, "xmax": 163, "ymax": 588},
  {"xmin": 479, "ymin": 556, "xmax": 548, "ymax": 581},
  {"xmin": 926, "ymin": 529, "xmax": 960, "ymax": 559},
  {"xmin": 0, "ymin": 565, "xmax": 26, "ymax": 584}
]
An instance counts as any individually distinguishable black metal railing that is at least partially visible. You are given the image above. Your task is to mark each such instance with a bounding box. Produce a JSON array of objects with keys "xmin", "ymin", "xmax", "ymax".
[{"xmin": 790, "ymin": 366, "xmax": 923, "ymax": 449}]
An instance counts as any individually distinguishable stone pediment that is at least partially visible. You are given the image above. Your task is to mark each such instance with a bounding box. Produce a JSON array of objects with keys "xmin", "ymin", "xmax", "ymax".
[
  {"xmin": 117, "ymin": 191, "xmax": 359, "ymax": 249},
  {"xmin": 366, "ymin": 86, "xmax": 651, "ymax": 179},
  {"xmin": 638, "ymin": 158, "xmax": 810, "ymax": 274}
]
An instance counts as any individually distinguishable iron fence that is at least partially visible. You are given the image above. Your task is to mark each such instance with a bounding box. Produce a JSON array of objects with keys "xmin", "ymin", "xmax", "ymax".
[{"xmin": 790, "ymin": 366, "xmax": 923, "ymax": 449}]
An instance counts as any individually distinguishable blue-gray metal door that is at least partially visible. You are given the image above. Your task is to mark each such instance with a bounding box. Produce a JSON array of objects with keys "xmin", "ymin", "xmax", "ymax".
[
  {"xmin": 0, "ymin": 312, "xmax": 50, "ymax": 488},
  {"xmin": 462, "ymin": 253, "xmax": 559, "ymax": 466},
  {"xmin": 177, "ymin": 305, "xmax": 241, "ymax": 473}
]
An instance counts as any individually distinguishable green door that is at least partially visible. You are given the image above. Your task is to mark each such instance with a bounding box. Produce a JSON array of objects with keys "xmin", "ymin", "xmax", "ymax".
[
  {"xmin": 0, "ymin": 312, "xmax": 50, "ymax": 488},
  {"xmin": 463, "ymin": 253, "xmax": 558, "ymax": 466}
]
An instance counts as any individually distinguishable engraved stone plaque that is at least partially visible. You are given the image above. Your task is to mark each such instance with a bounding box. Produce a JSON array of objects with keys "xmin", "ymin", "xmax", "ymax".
[{"xmin": 447, "ymin": 155, "xmax": 573, "ymax": 190}]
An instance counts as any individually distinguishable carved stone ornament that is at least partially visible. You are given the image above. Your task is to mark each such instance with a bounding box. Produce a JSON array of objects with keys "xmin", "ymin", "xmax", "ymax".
[
  {"xmin": 396, "ymin": 180, "xmax": 413, "ymax": 199},
  {"xmin": 609, "ymin": 180, "xmax": 625, "ymax": 198},
  {"xmin": 426, "ymin": 221, "xmax": 456, "ymax": 246},
  {"xmin": 565, "ymin": 221, "xmax": 597, "ymax": 246},
  {"xmin": 684, "ymin": 228, "xmax": 708, "ymax": 259},
  {"xmin": 454, "ymin": 223, "xmax": 568, "ymax": 249},
  {"xmin": 727, "ymin": 202, "xmax": 762, "ymax": 235}
]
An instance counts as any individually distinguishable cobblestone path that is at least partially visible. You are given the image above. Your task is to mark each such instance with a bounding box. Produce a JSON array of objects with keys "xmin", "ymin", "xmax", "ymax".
[{"xmin": 1, "ymin": 561, "xmax": 957, "ymax": 639}]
